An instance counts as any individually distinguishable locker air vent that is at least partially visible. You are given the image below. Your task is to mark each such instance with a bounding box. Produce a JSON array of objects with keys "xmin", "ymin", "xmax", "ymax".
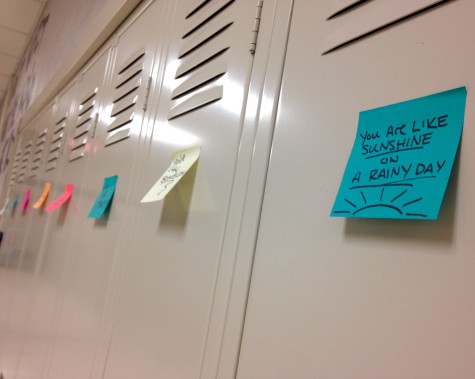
[
  {"xmin": 17, "ymin": 141, "xmax": 32, "ymax": 183},
  {"xmin": 327, "ymin": 0, "xmax": 371, "ymax": 20},
  {"xmin": 46, "ymin": 114, "xmax": 67, "ymax": 171},
  {"xmin": 168, "ymin": 0, "xmax": 234, "ymax": 120},
  {"xmin": 105, "ymin": 49, "xmax": 146, "ymax": 147},
  {"xmin": 29, "ymin": 129, "xmax": 47, "ymax": 178},
  {"xmin": 322, "ymin": 0, "xmax": 451, "ymax": 54},
  {"xmin": 69, "ymin": 89, "xmax": 98, "ymax": 161},
  {"xmin": 9, "ymin": 150, "xmax": 22, "ymax": 186}
]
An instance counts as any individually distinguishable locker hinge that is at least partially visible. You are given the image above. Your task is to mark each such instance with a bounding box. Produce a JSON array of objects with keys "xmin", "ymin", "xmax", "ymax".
[
  {"xmin": 250, "ymin": 0, "xmax": 263, "ymax": 54},
  {"xmin": 143, "ymin": 77, "xmax": 152, "ymax": 112},
  {"xmin": 91, "ymin": 113, "xmax": 99, "ymax": 139}
]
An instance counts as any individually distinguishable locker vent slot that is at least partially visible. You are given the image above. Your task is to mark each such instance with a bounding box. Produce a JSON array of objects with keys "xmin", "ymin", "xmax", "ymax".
[
  {"xmin": 17, "ymin": 141, "xmax": 32, "ymax": 183},
  {"xmin": 9, "ymin": 150, "xmax": 22, "ymax": 185},
  {"xmin": 323, "ymin": 0, "xmax": 451, "ymax": 55},
  {"xmin": 183, "ymin": 0, "xmax": 234, "ymax": 38},
  {"xmin": 186, "ymin": 0, "xmax": 212, "ymax": 19},
  {"xmin": 327, "ymin": 0, "xmax": 371, "ymax": 20},
  {"xmin": 105, "ymin": 49, "xmax": 146, "ymax": 147},
  {"xmin": 168, "ymin": 0, "xmax": 234, "ymax": 120},
  {"xmin": 46, "ymin": 113, "xmax": 68, "ymax": 172},
  {"xmin": 69, "ymin": 90, "xmax": 97, "ymax": 161},
  {"xmin": 118, "ymin": 51, "xmax": 145, "ymax": 76},
  {"xmin": 29, "ymin": 130, "xmax": 48, "ymax": 178},
  {"xmin": 38, "ymin": 129, "xmax": 47, "ymax": 139}
]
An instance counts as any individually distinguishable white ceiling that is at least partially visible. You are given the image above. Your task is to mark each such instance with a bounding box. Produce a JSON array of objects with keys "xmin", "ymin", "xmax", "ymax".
[{"xmin": 0, "ymin": 0, "xmax": 47, "ymax": 107}]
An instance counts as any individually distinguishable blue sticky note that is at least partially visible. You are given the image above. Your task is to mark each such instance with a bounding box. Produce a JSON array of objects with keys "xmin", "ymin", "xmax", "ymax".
[
  {"xmin": 88, "ymin": 175, "xmax": 118, "ymax": 219},
  {"xmin": 331, "ymin": 87, "xmax": 467, "ymax": 220}
]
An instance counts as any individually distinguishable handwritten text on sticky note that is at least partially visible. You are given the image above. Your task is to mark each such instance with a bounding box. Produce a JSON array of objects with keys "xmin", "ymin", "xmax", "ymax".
[
  {"xmin": 141, "ymin": 146, "xmax": 201, "ymax": 203},
  {"xmin": 88, "ymin": 175, "xmax": 118, "ymax": 218},
  {"xmin": 331, "ymin": 87, "xmax": 467, "ymax": 220}
]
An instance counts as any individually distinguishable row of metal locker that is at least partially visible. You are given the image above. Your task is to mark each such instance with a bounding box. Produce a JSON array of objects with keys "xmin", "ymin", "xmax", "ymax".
[
  {"xmin": 4, "ymin": 0, "xmax": 475, "ymax": 378},
  {"xmin": 0, "ymin": 0, "xmax": 293, "ymax": 378}
]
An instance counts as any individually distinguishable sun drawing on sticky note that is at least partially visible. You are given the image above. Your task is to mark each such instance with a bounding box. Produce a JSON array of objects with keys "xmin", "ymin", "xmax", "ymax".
[{"xmin": 333, "ymin": 185, "xmax": 427, "ymax": 218}]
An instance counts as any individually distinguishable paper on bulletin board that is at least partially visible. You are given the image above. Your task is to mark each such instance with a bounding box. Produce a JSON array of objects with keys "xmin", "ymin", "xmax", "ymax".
[
  {"xmin": 141, "ymin": 146, "xmax": 201, "ymax": 203},
  {"xmin": 45, "ymin": 184, "xmax": 74, "ymax": 212},
  {"xmin": 88, "ymin": 175, "xmax": 118, "ymax": 218},
  {"xmin": 331, "ymin": 87, "xmax": 467, "ymax": 220},
  {"xmin": 33, "ymin": 182, "xmax": 51, "ymax": 209},
  {"xmin": 19, "ymin": 189, "xmax": 32, "ymax": 212}
]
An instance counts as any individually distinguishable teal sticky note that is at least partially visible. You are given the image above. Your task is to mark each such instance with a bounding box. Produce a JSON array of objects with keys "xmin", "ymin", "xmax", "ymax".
[
  {"xmin": 88, "ymin": 175, "xmax": 118, "ymax": 219},
  {"xmin": 331, "ymin": 87, "xmax": 467, "ymax": 220},
  {"xmin": 8, "ymin": 195, "xmax": 19, "ymax": 211}
]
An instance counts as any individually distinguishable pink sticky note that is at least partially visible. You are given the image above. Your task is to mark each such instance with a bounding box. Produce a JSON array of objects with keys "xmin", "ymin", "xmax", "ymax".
[
  {"xmin": 45, "ymin": 184, "xmax": 74, "ymax": 212},
  {"xmin": 19, "ymin": 189, "xmax": 32, "ymax": 212}
]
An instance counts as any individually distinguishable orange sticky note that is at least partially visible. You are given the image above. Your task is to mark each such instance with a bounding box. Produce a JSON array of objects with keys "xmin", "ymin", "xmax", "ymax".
[
  {"xmin": 45, "ymin": 184, "xmax": 74, "ymax": 212},
  {"xmin": 19, "ymin": 189, "xmax": 32, "ymax": 212},
  {"xmin": 33, "ymin": 182, "xmax": 51, "ymax": 209}
]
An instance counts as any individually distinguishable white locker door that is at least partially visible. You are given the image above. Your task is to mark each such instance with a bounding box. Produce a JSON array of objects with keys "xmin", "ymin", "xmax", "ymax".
[
  {"xmin": 0, "ymin": 84, "xmax": 77, "ymax": 379},
  {"xmin": 101, "ymin": 0, "xmax": 277, "ymax": 378},
  {"xmin": 0, "ymin": 149, "xmax": 22, "ymax": 268},
  {"xmin": 45, "ymin": 2, "xmax": 167, "ymax": 378},
  {"xmin": 14, "ymin": 103, "xmax": 57, "ymax": 379},
  {"xmin": 2, "ymin": 127, "xmax": 36, "ymax": 323},
  {"xmin": 1, "ymin": 130, "xmax": 35, "ymax": 270},
  {"xmin": 0, "ymin": 142, "xmax": 26, "ymax": 377},
  {"xmin": 39, "ymin": 47, "xmax": 113, "ymax": 379},
  {"xmin": 0, "ymin": 128, "xmax": 36, "ymax": 379},
  {"xmin": 237, "ymin": 1, "xmax": 475, "ymax": 378},
  {"xmin": 17, "ymin": 104, "xmax": 55, "ymax": 276},
  {"xmin": 9, "ymin": 83, "xmax": 77, "ymax": 379},
  {"xmin": 30, "ymin": 81, "xmax": 77, "ymax": 299}
]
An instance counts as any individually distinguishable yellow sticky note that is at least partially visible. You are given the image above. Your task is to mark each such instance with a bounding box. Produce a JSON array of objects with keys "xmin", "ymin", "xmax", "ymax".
[
  {"xmin": 141, "ymin": 146, "xmax": 201, "ymax": 203},
  {"xmin": 33, "ymin": 182, "xmax": 51, "ymax": 209}
]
